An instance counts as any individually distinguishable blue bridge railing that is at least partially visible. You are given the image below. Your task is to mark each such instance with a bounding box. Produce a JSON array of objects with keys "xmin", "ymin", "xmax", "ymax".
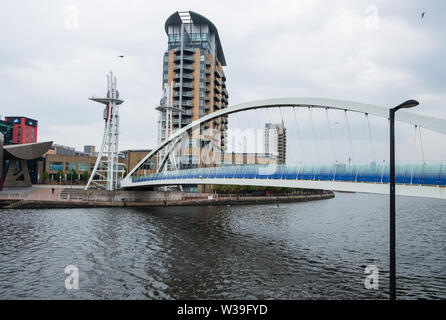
[{"xmin": 131, "ymin": 162, "xmax": 446, "ymax": 187}]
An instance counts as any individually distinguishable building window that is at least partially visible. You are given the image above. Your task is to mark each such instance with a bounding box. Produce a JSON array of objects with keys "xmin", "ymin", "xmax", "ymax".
[
  {"xmin": 191, "ymin": 156, "xmax": 199, "ymax": 164},
  {"xmin": 141, "ymin": 159, "xmax": 154, "ymax": 170},
  {"xmin": 49, "ymin": 162, "xmax": 63, "ymax": 171},
  {"xmin": 17, "ymin": 126, "xmax": 21, "ymax": 143},
  {"xmin": 78, "ymin": 163, "xmax": 88, "ymax": 172},
  {"xmin": 66, "ymin": 162, "xmax": 76, "ymax": 171},
  {"xmin": 31, "ymin": 128, "xmax": 34, "ymax": 142}
]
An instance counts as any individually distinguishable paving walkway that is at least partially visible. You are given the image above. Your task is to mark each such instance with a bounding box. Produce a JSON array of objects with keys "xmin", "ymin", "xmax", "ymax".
[
  {"xmin": 28, "ymin": 187, "xmax": 62, "ymax": 201},
  {"xmin": 0, "ymin": 186, "xmax": 64, "ymax": 201}
]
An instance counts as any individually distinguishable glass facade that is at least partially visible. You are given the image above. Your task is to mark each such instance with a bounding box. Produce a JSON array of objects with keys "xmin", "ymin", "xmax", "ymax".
[
  {"xmin": 168, "ymin": 32, "xmax": 211, "ymax": 51},
  {"xmin": 163, "ymin": 53, "xmax": 169, "ymax": 86},
  {"xmin": 0, "ymin": 121, "xmax": 13, "ymax": 145},
  {"xmin": 49, "ymin": 162, "xmax": 63, "ymax": 171}
]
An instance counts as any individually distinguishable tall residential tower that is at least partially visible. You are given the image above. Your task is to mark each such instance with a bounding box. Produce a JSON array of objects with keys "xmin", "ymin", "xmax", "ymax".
[
  {"xmin": 157, "ymin": 11, "xmax": 229, "ymax": 176},
  {"xmin": 264, "ymin": 121, "xmax": 287, "ymax": 165}
]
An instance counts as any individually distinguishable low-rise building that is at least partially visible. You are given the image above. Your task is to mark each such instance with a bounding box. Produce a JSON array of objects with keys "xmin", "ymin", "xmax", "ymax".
[
  {"xmin": 44, "ymin": 153, "xmax": 98, "ymax": 182},
  {"xmin": 120, "ymin": 149, "xmax": 154, "ymax": 174},
  {"xmin": 42, "ymin": 144, "xmax": 98, "ymax": 183}
]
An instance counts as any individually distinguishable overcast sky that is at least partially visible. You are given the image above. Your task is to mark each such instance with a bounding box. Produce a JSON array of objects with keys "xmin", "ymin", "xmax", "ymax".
[{"xmin": 0, "ymin": 0, "xmax": 445, "ymax": 162}]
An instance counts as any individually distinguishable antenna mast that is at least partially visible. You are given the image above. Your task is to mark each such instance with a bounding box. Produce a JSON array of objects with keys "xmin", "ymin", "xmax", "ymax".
[{"xmin": 85, "ymin": 71, "xmax": 124, "ymax": 190}]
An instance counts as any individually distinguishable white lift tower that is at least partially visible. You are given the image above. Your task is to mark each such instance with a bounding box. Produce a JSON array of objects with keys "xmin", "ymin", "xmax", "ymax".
[{"xmin": 85, "ymin": 71, "xmax": 124, "ymax": 190}]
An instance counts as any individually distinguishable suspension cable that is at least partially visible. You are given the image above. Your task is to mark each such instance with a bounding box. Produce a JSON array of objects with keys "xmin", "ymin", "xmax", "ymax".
[
  {"xmin": 366, "ymin": 114, "xmax": 376, "ymax": 162},
  {"xmin": 293, "ymin": 107, "xmax": 306, "ymax": 164},
  {"xmin": 267, "ymin": 107, "xmax": 273, "ymax": 124},
  {"xmin": 344, "ymin": 110, "xmax": 355, "ymax": 163},
  {"xmin": 411, "ymin": 125, "xmax": 418, "ymax": 162},
  {"xmin": 410, "ymin": 125, "xmax": 418, "ymax": 183},
  {"xmin": 326, "ymin": 108, "xmax": 337, "ymax": 162},
  {"xmin": 255, "ymin": 108, "xmax": 261, "ymax": 159},
  {"xmin": 355, "ymin": 114, "xmax": 368, "ymax": 181},
  {"xmin": 308, "ymin": 107, "xmax": 321, "ymax": 163},
  {"xmin": 419, "ymin": 126, "xmax": 425, "ymax": 164}
]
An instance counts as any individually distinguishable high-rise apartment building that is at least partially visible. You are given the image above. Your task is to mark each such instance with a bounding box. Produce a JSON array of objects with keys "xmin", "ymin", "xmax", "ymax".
[
  {"xmin": 264, "ymin": 121, "xmax": 287, "ymax": 164},
  {"xmin": 157, "ymin": 11, "xmax": 229, "ymax": 173}
]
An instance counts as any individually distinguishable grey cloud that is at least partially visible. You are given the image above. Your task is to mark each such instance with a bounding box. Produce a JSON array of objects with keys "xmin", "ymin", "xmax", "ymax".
[{"xmin": 0, "ymin": 0, "xmax": 444, "ymax": 161}]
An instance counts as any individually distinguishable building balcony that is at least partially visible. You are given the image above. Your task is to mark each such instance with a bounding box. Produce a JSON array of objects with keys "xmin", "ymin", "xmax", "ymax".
[
  {"xmin": 174, "ymin": 73, "xmax": 194, "ymax": 81},
  {"xmin": 174, "ymin": 82, "xmax": 194, "ymax": 89},
  {"xmin": 214, "ymin": 86, "xmax": 222, "ymax": 94},
  {"xmin": 173, "ymin": 119, "xmax": 191, "ymax": 126},
  {"xmin": 173, "ymin": 101, "xmax": 194, "ymax": 108},
  {"xmin": 174, "ymin": 47, "xmax": 195, "ymax": 55},
  {"xmin": 214, "ymin": 69, "xmax": 222, "ymax": 78},
  {"xmin": 173, "ymin": 92, "xmax": 194, "ymax": 98},
  {"xmin": 173, "ymin": 55, "xmax": 194, "ymax": 64},
  {"xmin": 178, "ymin": 110, "xmax": 193, "ymax": 117},
  {"xmin": 214, "ymin": 77, "xmax": 222, "ymax": 86},
  {"xmin": 174, "ymin": 65, "xmax": 194, "ymax": 73}
]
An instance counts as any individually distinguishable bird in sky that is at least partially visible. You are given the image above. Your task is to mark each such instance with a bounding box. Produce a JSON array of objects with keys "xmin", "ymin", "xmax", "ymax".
[
  {"xmin": 118, "ymin": 55, "xmax": 124, "ymax": 58},
  {"xmin": 421, "ymin": 12, "xmax": 425, "ymax": 19}
]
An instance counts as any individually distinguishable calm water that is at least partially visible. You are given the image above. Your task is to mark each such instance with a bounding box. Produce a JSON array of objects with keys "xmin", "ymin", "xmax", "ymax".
[{"xmin": 0, "ymin": 193, "xmax": 444, "ymax": 300}]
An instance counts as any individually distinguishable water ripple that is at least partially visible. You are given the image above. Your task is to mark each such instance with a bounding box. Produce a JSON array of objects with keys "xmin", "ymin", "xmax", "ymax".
[{"xmin": 0, "ymin": 193, "xmax": 444, "ymax": 299}]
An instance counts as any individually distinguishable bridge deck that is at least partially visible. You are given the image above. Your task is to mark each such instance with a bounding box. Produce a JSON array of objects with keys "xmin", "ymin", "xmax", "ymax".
[{"xmin": 131, "ymin": 163, "xmax": 446, "ymax": 187}]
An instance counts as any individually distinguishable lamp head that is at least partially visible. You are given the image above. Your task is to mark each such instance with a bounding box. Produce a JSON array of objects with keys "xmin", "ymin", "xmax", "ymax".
[{"xmin": 393, "ymin": 100, "xmax": 419, "ymax": 112}]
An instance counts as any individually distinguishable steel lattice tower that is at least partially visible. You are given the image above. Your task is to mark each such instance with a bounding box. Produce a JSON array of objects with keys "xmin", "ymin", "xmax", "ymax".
[{"xmin": 85, "ymin": 71, "xmax": 124, "ymax": 190}]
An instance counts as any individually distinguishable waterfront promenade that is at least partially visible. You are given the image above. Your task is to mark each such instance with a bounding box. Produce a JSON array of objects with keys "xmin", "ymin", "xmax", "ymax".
[{"xmin": 0, "ymin": 185, "xmax": 334, "ymax": 209}]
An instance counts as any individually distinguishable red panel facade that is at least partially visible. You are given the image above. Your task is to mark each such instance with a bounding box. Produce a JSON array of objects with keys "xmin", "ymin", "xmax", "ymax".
[{"xmin": 4, "ymin": 116, "xmax": 38, "ymax": 144}]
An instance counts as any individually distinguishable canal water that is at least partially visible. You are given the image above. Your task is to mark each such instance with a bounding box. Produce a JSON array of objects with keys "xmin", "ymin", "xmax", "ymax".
[{"xmin": 0, "ymin": 193, "xmax": 444, "ymax": 299}]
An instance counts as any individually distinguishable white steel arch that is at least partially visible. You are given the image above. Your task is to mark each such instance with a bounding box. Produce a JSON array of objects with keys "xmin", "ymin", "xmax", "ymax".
[{"xmin": 122, "ymin": 97, "xmax": 446, "ymax": 185}]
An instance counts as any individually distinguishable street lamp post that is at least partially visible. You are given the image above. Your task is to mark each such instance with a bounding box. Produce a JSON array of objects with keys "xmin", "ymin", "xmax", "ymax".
[{"xmin": 389, "ymin": 99, "xmax": 419, "ymax": 300}]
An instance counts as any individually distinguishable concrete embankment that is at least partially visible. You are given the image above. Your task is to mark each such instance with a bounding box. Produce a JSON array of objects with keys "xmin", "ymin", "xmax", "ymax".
[{"xmin": 0, "ymin": 189, "xmax": 334, "ymax": 209}]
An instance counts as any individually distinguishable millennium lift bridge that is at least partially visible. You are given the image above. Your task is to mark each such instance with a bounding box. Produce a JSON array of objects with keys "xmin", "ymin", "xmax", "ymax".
[{"xmin": 121, "ymin": 98, "xmax": 446, "ymax": 200}]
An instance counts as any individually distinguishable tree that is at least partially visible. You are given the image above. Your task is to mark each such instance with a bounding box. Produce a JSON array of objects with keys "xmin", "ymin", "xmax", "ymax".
[
  {"xmin": 42, "ymin": 171, "xmax": 49, "ymax": 182},
  {"xmin": 56, "ymin": 170, "xmax": 63, "ymax": 181},
  {"xmin": 81, "ymin": 171, "xmax": 90, "ymax": 182}
]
